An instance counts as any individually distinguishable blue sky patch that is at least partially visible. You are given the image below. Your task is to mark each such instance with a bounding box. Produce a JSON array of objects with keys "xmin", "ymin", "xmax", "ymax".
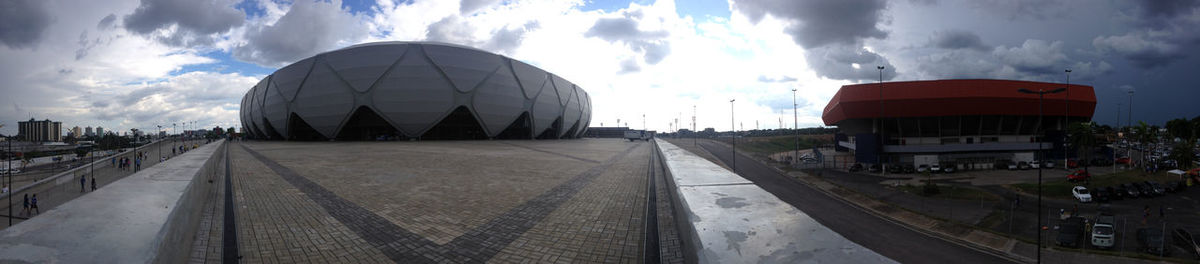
[{"xmin": 675, "ymin": 0, "xmax": 729, "ymax": 21}]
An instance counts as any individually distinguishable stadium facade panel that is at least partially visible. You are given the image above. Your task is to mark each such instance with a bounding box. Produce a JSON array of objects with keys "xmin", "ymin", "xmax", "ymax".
[{"xmin": 239, "ymin": 42, "xmax": 591, "ymax": 140}]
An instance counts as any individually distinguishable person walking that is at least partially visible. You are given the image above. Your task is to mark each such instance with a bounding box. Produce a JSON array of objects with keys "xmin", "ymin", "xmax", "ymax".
[
  {"xmin": 22, "ymin": 194, "xmax": 29, "ymax": 217},
  {"xmin": 91, "ymin": 176, "xmax": 97, "ymax": 191},
  {"xmin": 30, "ymin": 194, "xmax": 39, "ymax": 215},
  {"xmin": 80, "ymin": 176, "xmax": 87, "ymax": 192}
]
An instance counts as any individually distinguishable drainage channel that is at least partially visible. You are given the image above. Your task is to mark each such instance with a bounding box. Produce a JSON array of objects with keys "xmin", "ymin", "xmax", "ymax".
[{"xmin": 222, "ymin": 143, "xmax": 240, "ymax": 263}]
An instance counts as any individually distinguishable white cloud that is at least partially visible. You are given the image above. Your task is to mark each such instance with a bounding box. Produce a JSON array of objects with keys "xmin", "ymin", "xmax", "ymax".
[{"xmin": 233, "ymin": 0, "xmax": 368, "ymax": 67}]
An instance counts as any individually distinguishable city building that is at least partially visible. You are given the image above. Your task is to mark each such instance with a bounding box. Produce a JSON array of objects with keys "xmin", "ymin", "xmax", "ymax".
[
  {"xmin": 822, "ymin": 79, "xmax": 1096, "ymax": 168},
  {"xmin": 96, "ymin": 127, "xmax": 104, "ymax": 136},
  {"xmin": 17, "ymin": 118, "xmax": 63, "ymax": 142},
  {"xmin": 71, "ymin": 126, "xmax": 82, "ymax": 138},
  {"xmin": 85, "ymin": 126, "xmax": 94, "ymax": 137},
  {"xmin": 240, "ymin": 41, "xmax": 591, "ymax": 140}
]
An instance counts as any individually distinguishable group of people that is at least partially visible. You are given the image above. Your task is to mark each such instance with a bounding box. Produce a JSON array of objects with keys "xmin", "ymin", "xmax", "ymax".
[
  {"xmin": 80, "ymin": 174, "xmax": 96, "ymax": 193},
  {"xmin": 21, "ymin": 193, "xmax": 39, "ymax": 217},
  {"xmin": 112, "ymin": 152, "xmax": 150, "ymax": 172}
]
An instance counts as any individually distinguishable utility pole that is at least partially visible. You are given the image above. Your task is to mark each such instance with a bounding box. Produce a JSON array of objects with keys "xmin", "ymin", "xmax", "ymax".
[
  {"xmin": 793, "ymin": 88, "xmax": 799, "ymax": 166},
  {"xmin": 1019, "ymin": 87, "xmax": 1067, "ymax": 264},
  {"xmin": 877, "ymin": 66, "xmax": 886, "ymax": 174},
  {"xmin": 1063, "ymin": 69, "xmax": 1071, "ymax": 171},
  {"xmin": 730, "ymin": 99, "xmax": 736, "ymax": 174},
  {"xmin": 693, "ymin": 105, "xmax": 697, "ymax": 146}
]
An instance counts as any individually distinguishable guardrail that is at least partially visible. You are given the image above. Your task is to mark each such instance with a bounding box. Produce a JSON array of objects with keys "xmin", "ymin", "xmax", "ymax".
[
  {"xmin": 0, "ymin": 139, "xmax": 209, "ymax": 226},
  {"xmin": 653, "ymin": 139, "xmax": 893, "ymax": 263},
  {"xmin": 0, "ymin": 139, "xmax": 227, "ymax": 263}
]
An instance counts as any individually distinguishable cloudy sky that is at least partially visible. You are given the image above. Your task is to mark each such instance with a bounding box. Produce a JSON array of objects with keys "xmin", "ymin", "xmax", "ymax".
[{"xmin": 1, "ymin": 0, "xmax": 1198, "ymax": 136}]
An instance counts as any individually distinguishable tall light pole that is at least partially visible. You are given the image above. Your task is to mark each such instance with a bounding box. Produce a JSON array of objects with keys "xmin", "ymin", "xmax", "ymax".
[
  {"xmin": 792, "ymin": 88, "xmax": 799, "ymax": 165},
  {"xmin": 1115, "ymin": 104, "xmax": 1120, "ymax": 172},
  {"xmin": 1127, "ymin": 90, "xmax": 1134, "ymax": 167},
  {"xmin": 1063, "ymin": 69, "xmax": 1071, "ymax": 170},
  {"xmin": 877, "ymin": 66, "xmax": 886, "ymax": 173},
  {"xmin": 693, "ymin": 105, "xmax": 697, "ymax": 146},
  {"xmin": 1019, "ymin": 87, "xmax": 1067, "ymax": 264},
  {"xmin": 730, "ymin": 99, "xmax": 736, "ymax": 174}
]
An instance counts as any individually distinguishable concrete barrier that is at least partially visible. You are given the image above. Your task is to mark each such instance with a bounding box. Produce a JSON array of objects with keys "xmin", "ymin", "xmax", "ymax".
[
  {"xmin": 654, "ymin": 139, "xmax": 895, "ymax": 263},
  {"xmin": 0, "ymin": 139, "xmax": 226, "ymax": 263}
]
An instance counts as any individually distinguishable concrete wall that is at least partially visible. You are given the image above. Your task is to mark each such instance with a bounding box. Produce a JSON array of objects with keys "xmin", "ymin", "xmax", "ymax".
[
  {"xmin": 654, "ymin": 139, "xmax": 894, "ymax": 263},
  {"xmin": 0, "ymin": 140, "xmax": 226, "ymax": 263}
]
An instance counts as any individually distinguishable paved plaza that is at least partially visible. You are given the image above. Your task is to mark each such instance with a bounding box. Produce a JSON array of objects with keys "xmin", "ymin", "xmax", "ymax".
[{"xmin": 203, "ymin": 139, "xmax": 656, "ymax": 263}]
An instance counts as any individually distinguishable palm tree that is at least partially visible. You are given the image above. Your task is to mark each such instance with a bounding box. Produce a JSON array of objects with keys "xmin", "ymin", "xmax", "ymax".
[{"xmin": 1068, "ymin": 122, "xmax": 1098, "ymax": 174}]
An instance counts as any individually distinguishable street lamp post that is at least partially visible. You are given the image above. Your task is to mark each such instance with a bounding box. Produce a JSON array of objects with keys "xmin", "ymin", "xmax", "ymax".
[
  {"xmin": 877, "ymin": 66, "xmax": 886, "ymax": 174},
  {"xmin": 730, "ymin": 99, "xmax": 736, "ymax": 174},
  {"xmin": 792, "ymin": 88, "xmax": 799, "ymax": 166},
  {"xmin": 1019, "ymin": 87, "xmax": 1067, "ymax": 264},
  {"xmin": 693, "ymin": 105, "xmax": 697, "ymax": 146},
  {"xmin": 1063, "ymin": 69, "xmax": 1071, "ymax": 171}
]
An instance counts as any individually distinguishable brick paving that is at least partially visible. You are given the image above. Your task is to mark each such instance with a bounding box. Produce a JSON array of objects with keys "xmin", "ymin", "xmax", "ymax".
[{"xmin": 212, "ymin": 139, "xmax": 658, "ymax": 263}]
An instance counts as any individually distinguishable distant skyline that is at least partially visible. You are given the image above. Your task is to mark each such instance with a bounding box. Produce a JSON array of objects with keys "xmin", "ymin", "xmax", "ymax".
[{"xmin": 1, "ymin": 0, "xmax": 1198, "ymax": 136}]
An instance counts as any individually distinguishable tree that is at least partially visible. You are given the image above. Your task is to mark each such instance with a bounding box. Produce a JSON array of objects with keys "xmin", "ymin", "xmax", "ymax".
[
  {"xmin": 1166, "ymin": 118, "xmax": 1192, "ymax": 142},
  {"xmin": 1169, "ymin": 141, "xmax": 1195, "ymax": 170},
  {"xmin": 1068, "ymin": 122, "xmax": 1098, "ymax": 173}
]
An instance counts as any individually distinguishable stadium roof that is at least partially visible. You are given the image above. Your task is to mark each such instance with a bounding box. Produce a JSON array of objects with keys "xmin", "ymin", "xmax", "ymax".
[{"xmin": 822, "ymin": 79, "xmax": 1096, "ymax": 126}]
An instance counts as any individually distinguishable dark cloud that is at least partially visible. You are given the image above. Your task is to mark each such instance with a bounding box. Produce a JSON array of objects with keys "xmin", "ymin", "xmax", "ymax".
[
  {"xmin": 732, "ymin": 0, "xmax": 887, "ymax": 48},
  {"xmin": 460, "ymin": 0, "xmax": 502, "ymax": 15},
  {"xmin": 993, "ymin": 39, "xmax": 1066, "ymax": 75},
  {"xmin": 234, "ymin": 0, "xmax": 367, "ymax": 67},
  {"xmin": 123, "ymin": 0, "xmax": 245, "ymax": 47},
  {"xmin": 0, "ymin": 0, "xmax": 52, "ymax": 49},
  {"xmin": 930, "ymin": 30, "xmax": 989, "ymax": 51},
  {"xmin": 969, "ymin": 0, "xmax": 1069, "ymax": 20},
  {"xmin": 757, "ymin": 75, "xmax": 797, "ymax": 83},
  {"xmin": 1130, "ymin": 0, "xmax": 1200, "ymax": 28},
  {"xmin": 1093, "ymin": 33, "xmax": 1181, "ymax": 69},
  {"xmin": 584, "ymin": 15, "xmax": 671, "ymax": 64},
  {"xmin": 97, "ymin": 14, "xmax": 117, "ymax": 30},
  {"xmin": 805, "ymin": 44, "xmax": 896, "ymax": 82}
]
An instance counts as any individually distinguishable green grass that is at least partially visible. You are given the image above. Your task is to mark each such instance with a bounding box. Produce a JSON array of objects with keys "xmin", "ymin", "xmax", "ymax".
[
  {"xmin": 720, "ymin": 135, "xmax": 829, "ymax": 156},
  {"xmin": 896, "ymin": 184, "xmax": 1003, "ymax": 201},
  {"xmin": 1010, "ymin": 169, "xmax": 1184, "ymax": 199}
]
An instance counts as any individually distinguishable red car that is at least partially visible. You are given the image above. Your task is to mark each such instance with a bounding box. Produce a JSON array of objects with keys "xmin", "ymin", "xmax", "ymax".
[
  {"xmin": 1115, "ymin": 157, "xmax": 1131, "ymax": 165},
  {"xmin": 1067, "ymin": 170, "xmax": 1091, "ymax": 182}
]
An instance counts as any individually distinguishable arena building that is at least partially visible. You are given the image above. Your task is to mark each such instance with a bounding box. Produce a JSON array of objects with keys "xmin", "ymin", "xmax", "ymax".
[
  {"xmin": 239, "ymin": 42, "xmax": 591, "ymax": 140},
  {"xmin": 821, "ymin": 79, "xmax": 1096, "ymax": 168}
]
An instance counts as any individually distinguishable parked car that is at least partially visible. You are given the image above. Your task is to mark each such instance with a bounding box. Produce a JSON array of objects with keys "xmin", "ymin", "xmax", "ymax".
[
  {"xmin": 1006, "ymin": 161, "xmax": 1019, "ymax": 170},
  {"xmin": 868, "ymin": 164, "xmax": 882, "ymax": 173},
  {"xmin": 1057, "ymin": 217, "xmax": 1087, "ymax": 248},
  {"xmin": 849, "ymin": 163, "xmax": 864, "ymax": 172},
  {"xmin": 917, "ymin": 164, "xmax": 930, "ymax": 173},
  {"xmin": 930, "ymin": 164, "xmax": 942, "ymax": 173},
  {"xmin": 1072, "ymin": 186, "xmax": 1093, "ymax": 203},
  {"xmin": 1042, "ymin": 160, "xmax": 1055, "ymax": 169},
  {"xmin": 1122, "ymin": 183, "xmax": 1142, "ymax": 198},
  {"xmin": 1018, "ymin": 161, "xmax": 1031, "ymax": 170},
  {"xmin": 1145, "ymin": 181, "xmax": 1166, "ymax": 196},
  {"xmin": 1116, "ymin": 157, "xmax": 1131, "ymax": 164},
  {"xmin": 941, "ymin": 162, "xmax": 956, "ymax": 173},
  {"xmin": 1136, "ymin": 182, "xmax": 1157, "ymax": 197},
  {"xmin": 1030, "ymin": 160, "xmax": 1041, "ymax": 169},
  {"xmin": 1137, "ymin": 228, "xmax": 1167, "ymax": 255},
  {"xmin": 1172, "ymin": 229, "xmax": 1200, "ymax": 260},
  {"xmin": 1165, "ymin": 181, "xmax": 1186, "ymax": 193},
  {"xmin": 1106, "ymin": 186, "xmax": 1124, "ymax": 200},
  {"xmin": 887, "ymin": 164, "xmax": 902, "ymax": 174},
  {"xmin": 902, "ymin": 164, "xmax": 916, "ymax": 174},
  {"xmin": 1067, "ymin": 170, "xmax": 1091, "ymax": 182},
  {"xmin": 1091, "ymin": 214, "xmax": 1116, "ymax": 249},
  {"xmin": 1092, "ymin": 187, "xmax": 1111, "ymax": 203}
]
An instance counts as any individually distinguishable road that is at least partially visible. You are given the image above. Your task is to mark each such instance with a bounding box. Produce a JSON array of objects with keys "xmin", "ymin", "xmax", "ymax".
[{"xmin": 696, "ymin": 140, "xmax": 1014, "ymax": 263}]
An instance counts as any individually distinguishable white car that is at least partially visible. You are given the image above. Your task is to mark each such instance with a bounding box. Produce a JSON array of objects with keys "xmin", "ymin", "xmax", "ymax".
[
  {"xmin": 1043, "ymin": 161, "xmax": 1055, "ymax": 169},
  {"xmin": 1072, "ymin": 186, "xmax": 1092, "ymax": 203},
  {"xmin": 930, "ymin": 164, "xmax": 942, "ymax": 173},
  {"xmin": 1030, "ymin": 160, "xmax": 1041, "ymax": 169}
]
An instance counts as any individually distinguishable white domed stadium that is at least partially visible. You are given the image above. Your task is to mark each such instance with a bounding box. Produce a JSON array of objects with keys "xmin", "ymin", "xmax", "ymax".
[{"xmin": 238, "ymin": 42, "xmax": 591, "ymax": 140}]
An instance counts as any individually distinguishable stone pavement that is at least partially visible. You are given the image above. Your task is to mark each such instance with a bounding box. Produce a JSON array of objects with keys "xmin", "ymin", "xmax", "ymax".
[{"xmin": 202, "ymin": 138, "xmax": 657, "ymax": 263}]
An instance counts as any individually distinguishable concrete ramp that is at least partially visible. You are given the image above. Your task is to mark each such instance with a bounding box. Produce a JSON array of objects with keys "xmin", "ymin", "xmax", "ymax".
[
  {"xmin": 0, "ymin": 140, "xmax": 225, "ymax": 263},
  {"xmin": 656, "ymin": 139, "xmax": 895, "ymax": 263}
]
